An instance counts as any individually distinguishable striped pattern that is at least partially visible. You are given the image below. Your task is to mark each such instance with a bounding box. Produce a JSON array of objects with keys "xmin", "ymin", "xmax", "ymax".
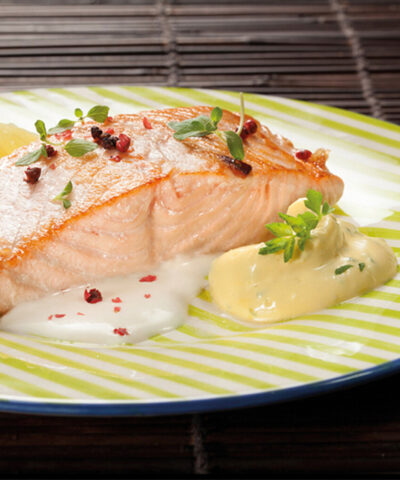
[{"xmin": 0, "ymin": 86, "xmax": 399, "ymax": 409}]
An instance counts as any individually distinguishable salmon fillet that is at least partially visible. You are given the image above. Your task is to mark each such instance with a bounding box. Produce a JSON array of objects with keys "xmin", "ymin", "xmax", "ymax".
[{"xmin": 0, "ymin": 106, "xmax": 343, "ymax": 314}]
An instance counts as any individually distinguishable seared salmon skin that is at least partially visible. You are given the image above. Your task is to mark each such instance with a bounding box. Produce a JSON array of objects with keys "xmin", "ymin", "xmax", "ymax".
[{"xmin": 0, "ymin": 107, "xmax": 343, "ymax": 313}]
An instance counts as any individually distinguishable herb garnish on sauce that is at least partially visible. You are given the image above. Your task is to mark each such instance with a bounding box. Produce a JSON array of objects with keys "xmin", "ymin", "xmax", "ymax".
[
  {"xmin": 335, "ymin": 264, "xmax": 353, "ymax": 275},
  {"xmin": 259, "ymin": 189, "xmax": 334, "ymax": 263}
]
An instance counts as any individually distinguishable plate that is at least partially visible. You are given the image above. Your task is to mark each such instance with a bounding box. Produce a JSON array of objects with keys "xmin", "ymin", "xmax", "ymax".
[{"xmin": 0, "ymin": 86, "xmax": 399, "ymax": 416}]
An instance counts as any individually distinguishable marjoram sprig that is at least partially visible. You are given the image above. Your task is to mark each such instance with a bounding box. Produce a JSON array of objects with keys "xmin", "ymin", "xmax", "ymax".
[
  {"xmin": 167, "ymin": 95, "xmax": 245, "ymax": 162},
  {"xmin": 258, "ymin": 189, "xmax": 334, "ymax": 262},
  {"xmin": 15, "ymin": 105, "xmax": 109, "ymax": 166}
]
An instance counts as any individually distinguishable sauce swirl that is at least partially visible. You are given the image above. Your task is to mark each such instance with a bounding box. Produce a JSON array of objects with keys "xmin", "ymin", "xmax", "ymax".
[{"xmin": 209, "ymin": 199, "xmax": 397, "ymax": 323}]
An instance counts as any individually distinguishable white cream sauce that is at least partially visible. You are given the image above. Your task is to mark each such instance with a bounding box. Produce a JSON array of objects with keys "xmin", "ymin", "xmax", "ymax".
[{"xmin": 0, "ymin": 255, "xmax": 216, "ymax": 345}]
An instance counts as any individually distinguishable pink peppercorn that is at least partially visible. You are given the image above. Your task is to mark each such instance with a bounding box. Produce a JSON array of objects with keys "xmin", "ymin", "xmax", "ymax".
[
  {"xmin": 110, "ymin": 155, "xmax": 121, "ymax": 162},
  {"xmin": 24, "ymin": 167, "xmax": 41, "ymax": 184},
  {"xmin": 116, "ymin": 134, "xmax": 131, "ymax": 153},
  {"xmin": 143, "ymin": 117, "xmax": 152, "ymax": 129},
  {"xmin": 84, "ymin": 288, "xmax": 103, "ymax": 304},
  {"xmin": 56, "ymin": 130, "xmax": 72, "ymax": 140},
  {"xmin": 139, "ymin": 275, "xmax": 157, "ymax": 283},
  {"xmin": 113, "ymin": 327, "xmax": 128, "ymax": 336},
  {"xmin": 45, "ymin": 145, "xmax": 57, "ymax": 157},
  {"xmin": 239, "ymin": 119, "xmax": 258, "ymax": 140},
  {"xmin": 295, "ymin": 149, "xmax": 312, "ymax": 161}
]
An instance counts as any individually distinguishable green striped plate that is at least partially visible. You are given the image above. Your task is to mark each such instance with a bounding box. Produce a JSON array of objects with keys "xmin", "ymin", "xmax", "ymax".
[{"xmin": 0, "ymin": 86, "xmax": 399, "ymax": 416}]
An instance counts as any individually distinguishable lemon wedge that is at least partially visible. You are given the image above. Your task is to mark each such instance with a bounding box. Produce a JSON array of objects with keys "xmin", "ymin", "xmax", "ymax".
[{"xmin": 0, "ymin": 123, "xmax": 37, "ymax": 158}]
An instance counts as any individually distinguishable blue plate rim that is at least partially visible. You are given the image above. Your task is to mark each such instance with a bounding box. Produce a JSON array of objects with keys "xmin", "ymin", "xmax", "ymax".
[{"xmin": 1, "ymin": 357, "xmax": 399, "ymax": 416}]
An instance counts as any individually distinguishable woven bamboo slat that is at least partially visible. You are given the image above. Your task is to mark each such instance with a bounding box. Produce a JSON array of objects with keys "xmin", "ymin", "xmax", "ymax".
[{"xmin": 0, "ymin": 0, "xmax": 398, "ymax": 122}]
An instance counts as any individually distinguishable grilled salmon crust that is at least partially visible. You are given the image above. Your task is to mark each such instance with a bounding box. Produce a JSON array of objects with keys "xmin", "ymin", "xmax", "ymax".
[{"xmin": 0, "ymin": 106, "xmax": 343, "ymax": 313}]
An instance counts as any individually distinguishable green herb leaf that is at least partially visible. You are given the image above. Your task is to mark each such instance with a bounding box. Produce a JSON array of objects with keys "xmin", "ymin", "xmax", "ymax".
[
  {"xmin": 224, "ymin": 131, "xmax": 244, "ymax": 161},
  {"xmin": 304, "ymin": 189, "xmax": 323, "ymax": 216},
  {"xmin": 74, "ymin": 108, "xmax": 83, "ymax": 118},
  {"xmin": 62, "ymin": 180, "xmax": 72, "ymax": 196},
  {"xmin": 358, "ymin": 262, "xmax": 365, "ymax": 272},
  {"xmin": 62, "ymin": 199, "xmax": 71, "ymax": 209},
  {"xmin": 297, "ymin": 236, "xmax": 307, "ymax": 251},
  {"xmin": 296, "ymin": 230, "xmax": 312, "ymax": 251},
  {"xmin": 335, "ymin": 264, "xmax": 353, "ymax": 275},
  {"xmin": 210, "ymin": 107, "xmax": 223, "ymax": 127},
  {"xmin": 53, "ymin": 181, "xmax": 73, "ymax": 209},
  {"xmin": 266, "ymin": 222, "xmax": 293, "ymax": 237},
  {"xmin": 48, "ymin": 119, "xmax": 76, "ymax": 135},
  {"xmin": 258, "ymin": 237, "xmax": 289, "ymax": 255},
  {"xmin": 35, "ymin": 120, "xmax": 47, "ymax": 142},
  {"xmin": 279, "ymin": 213, "xmax": 307, "ymax": 235},
  {"xmin": 298, "ymin": 211, "xmax": 319, "ymax": 230},
  {"xmin": 53, "ymin": 180, "xmax": 72, "ymax": 199},
  {"xmin": 86, "ymin": 105, "xmax": 110, "ymax": 123},
  {"xmin": 168, "ymin": 116, "xmax": 217, "ymax": 140},
  {"xmin": 284, "ymin": 237, "xmax": 295, "ymax": 262},
  {"xmin": 322, "ymin": 201, "xmax": 334, "ymax": 216},
  {"xmin": 15, "ymin": 144, "xmax": 47, "ymax": 166},
  {"xmin": 259, "ymin": 189, "xmax": 334, "ymax": 262},
  {"xmin": 168, "ymin": 98, "xmax": 247, "ymax": 165},
  {"xmin": 64, "ymin": 139, "xmax": 98, "ymax": 157}
]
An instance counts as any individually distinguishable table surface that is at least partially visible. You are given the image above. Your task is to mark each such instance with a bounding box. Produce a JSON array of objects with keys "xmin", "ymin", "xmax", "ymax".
[{"xmin": 0, "ymin": 0, "xmax": 399, "ymax": 477}]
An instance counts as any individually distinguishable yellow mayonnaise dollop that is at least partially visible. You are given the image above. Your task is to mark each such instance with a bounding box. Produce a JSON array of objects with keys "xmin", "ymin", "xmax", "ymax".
[
  {"xmin": 209, "ymin": 199, "xmax": 397, "ymax": 323},
  {"xmin": 0, "ymin": 123, "xmax": 37, "ymax": 158}
]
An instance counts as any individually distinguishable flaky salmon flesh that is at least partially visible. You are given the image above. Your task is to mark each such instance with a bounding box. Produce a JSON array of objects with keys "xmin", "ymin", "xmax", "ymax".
[{"xmin": 0, "ymin": 106, "xmax": 343, "ymax": 314}]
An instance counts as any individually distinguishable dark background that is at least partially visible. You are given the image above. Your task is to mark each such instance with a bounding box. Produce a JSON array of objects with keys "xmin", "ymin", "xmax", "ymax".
[
  {"xmin": 1, "ymin": 0, "xmax": 400, "ymax": 478},
  {"xmin": 0, "ymin": 0, "xmax": 399, "ymax": 123}
]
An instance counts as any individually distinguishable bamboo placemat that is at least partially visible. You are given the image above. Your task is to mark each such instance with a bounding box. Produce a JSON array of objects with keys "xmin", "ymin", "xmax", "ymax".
[{"xmin": 0, "ymin": 0, "xmax": 399, "ymax": 124}]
